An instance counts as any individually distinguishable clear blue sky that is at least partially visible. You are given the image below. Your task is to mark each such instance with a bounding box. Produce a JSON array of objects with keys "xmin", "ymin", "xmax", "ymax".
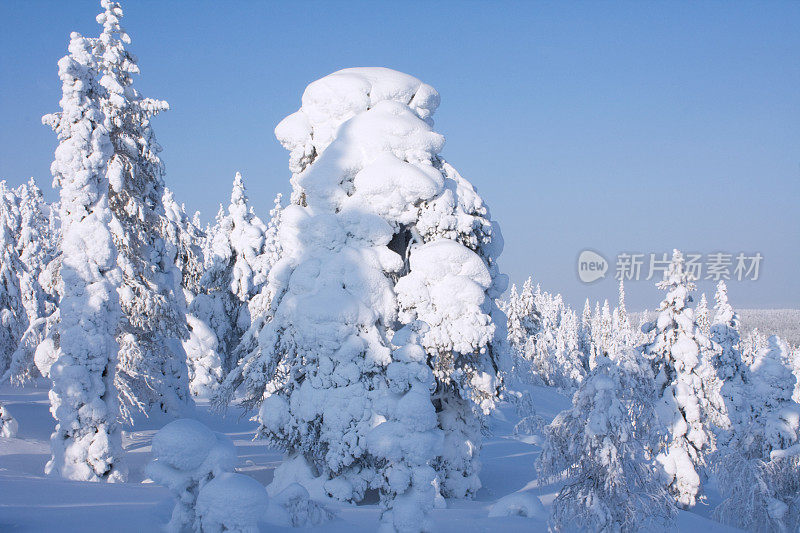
[{"xmin": 1, "ymin": 0, "xmax": 798, "ymax": 311}]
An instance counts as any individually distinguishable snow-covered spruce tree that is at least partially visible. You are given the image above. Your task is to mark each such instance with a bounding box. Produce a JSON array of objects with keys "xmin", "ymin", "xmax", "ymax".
[
  {"xmin": 162, "ymin": 188, "xmax": 221, "ymax": 398},
  {"xmin": 611, "ymin": 280, "xmax": 635, "ymax": 353},
  {"xmin": 714, "ymin": 335, "xmax": 800, "ymax": 531},
  {"xmin": 0, "ymin": 182, "xmax": 25, "ymax": 377},
  {"xmin": 4, "ymin": 178, "xmax": 60, "ymax": 384},
  {"xmin": 640, "ymin": 249, "xmax": 720, "ymax": 508},
  {"xmin": 504, "ymin": 277, "xmax": 539, "ymax": 356},
  {"xmin": 709, "ymin": 281, "xmax": 748, "ymax": 440},
  {"xmin": 215, "ymin": 68, "xmax": 505, "ymax": 527},
  {"xmin": 191, "ymin": 172, "xmax": 269, "ymax": 380},
  {"xmin": 696, "ymin": 293, "xmax": 710, "ymax": 339},
  {"xmin": 41, "ymin": 31, "xmax": 127, "ymax": 481},
  {"xmin": 741, "ymin": 327, "xmax": 766, "ymax": 367},
  {"xmin": 520, "ymin": 288, "xmax": 584, "ymax": 391},
  {"xmin": 538, "ymin": 350, "xmax": 675, "ymax": 532},
  {"xmin": 95, "ymin": 0, "xmax": 191, "ymax": 417}
]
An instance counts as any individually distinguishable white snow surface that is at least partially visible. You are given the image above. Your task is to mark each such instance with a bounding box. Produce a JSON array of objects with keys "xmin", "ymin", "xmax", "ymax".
[{"xmin": 0, "ymin": 381, "xmax": 741, "ymax": 532}]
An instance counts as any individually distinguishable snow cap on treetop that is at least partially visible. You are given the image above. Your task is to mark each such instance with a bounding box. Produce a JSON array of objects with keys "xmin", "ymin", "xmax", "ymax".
[{"xmin": 276, "ymin": 68, "xmax": 440, "ymax": 166}]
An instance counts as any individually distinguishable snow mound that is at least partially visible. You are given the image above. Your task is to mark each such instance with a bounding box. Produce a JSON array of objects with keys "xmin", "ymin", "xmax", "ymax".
[
  {"xmin": 196, "ymin": 472, "xmax": 269, "ymax": 533},
  {"xmin": 488, "ymin": 491, "xmax": 546, "ymax": 519},
  {"xmin": 151, "ymin": 418, "xmax": 219, "ymax": 471},
  {"xmin": 146, "ymin": 419, "xmax": 237, "ymax": 532}
]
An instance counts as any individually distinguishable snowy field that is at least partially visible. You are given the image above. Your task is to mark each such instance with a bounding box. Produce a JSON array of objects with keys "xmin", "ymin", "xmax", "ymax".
[{"xmin": 0, "ymin": 381, "xmax": 739, "ymax": 532}]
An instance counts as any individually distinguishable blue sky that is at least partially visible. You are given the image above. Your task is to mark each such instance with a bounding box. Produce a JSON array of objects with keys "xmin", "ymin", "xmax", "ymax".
[{"xmin": 1, "ymin": 0, "xmax": 798, "ymax": 310}]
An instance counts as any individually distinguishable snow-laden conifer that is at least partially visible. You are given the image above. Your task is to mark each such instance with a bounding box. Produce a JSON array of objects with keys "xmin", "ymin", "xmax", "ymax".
[
  {"xmin": 191, "ymin": 173, "xmax": 269, "ymax": 377},
  {"xmin": 0, "ymin": 183, "xmax": 25, "ymax": 377},
  {"xmin": 216, "ymin": 68, "xmax": 506, "ymax": 528},
  {"xmin": 95, "ymin": 0, "xmax": 191, "ymax": 417},
  {"xmin": 5, "ymin": 178, "xmax": 60, "ymax": 384},
  {"xmin": 42, "ymin": 30, "xmax": 127, "ymax": 481},
  {"xmin": 641, "ymin": 249, "xmax": 718, "ymax": 507}
]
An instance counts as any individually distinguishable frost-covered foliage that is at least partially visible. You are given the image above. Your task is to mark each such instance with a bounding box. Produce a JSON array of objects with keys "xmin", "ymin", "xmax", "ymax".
[
  {"xmin": 196, "ymin": 472, "xmax": 269, "ymax": 533},
  {"xmin": 641, "ymin": 249, "xmax": 722, "ymax": 508},
  {"xmin": 41, "ymin": 30, "xmax": 127, "ymax": 482},
  {"xmin": 0, "ymin": 402, "xmax": 18, "ymax": 438},
  {"xmin": 3, "ymin": 178, "xmax": 60, "ymax": 384},
  {"xmin": 95, "ymin": 0, "xmax": 190, "ymax": 418},
  {"xmin": 146, "ymin": 419, "xmax": 237, "ymax": 532},
  {"xmin": 538, "ymin": 350, "xmax": 675, "ymax": 532},
  {"xmin": 713, "ymin": 335, "xmax": 800, "ymax": 531},
  {"xmin": 215, "ymin": 68, "xmax": 506, "ymax": 528}
]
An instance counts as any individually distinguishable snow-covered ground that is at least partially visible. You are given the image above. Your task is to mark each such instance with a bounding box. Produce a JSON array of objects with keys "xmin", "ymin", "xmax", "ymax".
[{"xmin": 0, "ymin": 381, "xmax": 741, "ymax": 532}]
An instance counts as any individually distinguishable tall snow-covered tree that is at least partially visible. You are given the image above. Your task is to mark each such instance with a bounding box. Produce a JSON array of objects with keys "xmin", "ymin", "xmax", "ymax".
[
  {"xmin": 641, "ymin": 249, "xmax": 718, "ymax": 508},
  {"xmin": 714, "ymin": 335, "xmax": 800, "ymax": 531},
  {"xmin": 95, "ymin": 0, "xmax": 191, "ymax": 417},
  {"xmin": 42, "ymin": 30, "xmax": 127, "ymax": 481},
  {"xmin": 215, "ymin": 68, "xmax": 506, "ymax": 529},
  {"xmin": 538, "ymin": 349, "xmax": 675, "ymax": 532}
]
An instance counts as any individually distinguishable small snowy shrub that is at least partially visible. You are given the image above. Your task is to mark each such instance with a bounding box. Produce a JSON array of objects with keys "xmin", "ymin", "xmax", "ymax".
[
  {"xmin": 146, "ymin": 419, "xmax": 237, "ymax": 532},
  {"xmin": 196, "ymin": 472, "xmax": 269, "ymax": 533},
  {"xmin": 271, "ymin": 482, "xmax": 335, "ymax": 527},
  {"xmin": 0, "ymin": 403, "xmax": 18, "ymax": 438}
]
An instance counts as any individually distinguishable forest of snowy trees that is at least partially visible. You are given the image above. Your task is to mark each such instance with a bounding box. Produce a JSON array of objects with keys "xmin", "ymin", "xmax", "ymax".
[{"xmin": 1, "ymin": 2, "xmax": 799, "ymax": 533}]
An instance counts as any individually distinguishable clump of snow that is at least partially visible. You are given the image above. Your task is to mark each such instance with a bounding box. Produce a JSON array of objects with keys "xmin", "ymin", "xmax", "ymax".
[
  {"xmin": 146, "ymin": 419, "xmax": 237, "ymax": 532},
  {"xmin": 488, "ymin": 491, "xmax": 545, "ymax": 519},
  {"xmin": 195, "ymin": 472, "xmax": 269, "ymax": 533}
]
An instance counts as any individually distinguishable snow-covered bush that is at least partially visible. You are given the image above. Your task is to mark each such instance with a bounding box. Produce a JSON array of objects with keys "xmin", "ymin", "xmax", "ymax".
[
  {"xmin": 195, "ymin": 472, "xmax": 269, "ymax": 533},
  {"xmin": 216, "ymin": 67, "xmax": 506, "ymax": 529},
  {"xmin": 146, "ymin": 418, "xmax": 237, "ymax": 532},
  {"xmin": 0, "ymin": 402, "xmax": 18, "ymax": 438},
  {"xmin": 641, "ymin": 250, "xmax": 723, "ymax": 508},
  {"xmin": 538, "ymin": 350, "xmax": 675, "ymax": 532}
]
